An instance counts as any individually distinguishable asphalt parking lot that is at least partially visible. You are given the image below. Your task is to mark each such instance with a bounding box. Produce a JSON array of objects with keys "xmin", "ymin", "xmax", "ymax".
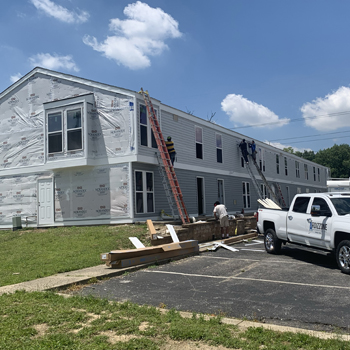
[{"xmin": 76, "ymin": 238, "xmax": 350, "ymax": 332}]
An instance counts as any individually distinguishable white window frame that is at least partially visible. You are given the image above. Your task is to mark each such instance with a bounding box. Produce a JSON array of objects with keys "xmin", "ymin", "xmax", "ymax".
[
  {"xmin": 284, "ymin": 157, "xmax": 288, "ymax": 176},
  {"xmin": 286, "ymin": 186, "xmax": 290, "ymax": 206},
  {"xmin": 259, "ymin": 148, "xmax": 265, "ymax": 172},
  {"xmin": 135, "ymin": 170, "xmax": 155, "ymax": 214},
  {"xmin": 217, "ymin": 179, "xmax": 225, "ymax": 204},
  {"xmin": 216, "ymin": 133, "xmax": 223, "ymax": 163},
  {"xmin": 139, "ymin": 103, "xmax": 158, "ymax": 148},
  {"xmin": 242, "ymin": 181, "xmax": 251, "ymax": 209},
  {"xmin": 295, "ymin": 161, "xmax": 300, "ymax": 178},
  {"xmin": 46, "ymin": 105, "xmax": 83, "ymax": 155},
  {"xmin": 261, "ymin": 183, "xmax": 268, "ymax": 199},
  {"xmin": 195, "ymin": 126, "xmax": 203, "ymax": 159},
  {"xmin": 304, "ymin": 164, "xmax": 308, "ymax": 180}
]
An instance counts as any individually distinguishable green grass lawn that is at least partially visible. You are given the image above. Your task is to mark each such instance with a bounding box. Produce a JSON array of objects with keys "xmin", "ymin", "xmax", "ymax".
[
  {"xmin": 1, "ymin": 225, "xmax": 350, "ymax": 349},
  {"xmin": 0, "ymin": 225, "xmax": 149, "ymax": 287},
  {"xmin": 0, "ymin": 291, "xmax": 349, "ymax": 350}
]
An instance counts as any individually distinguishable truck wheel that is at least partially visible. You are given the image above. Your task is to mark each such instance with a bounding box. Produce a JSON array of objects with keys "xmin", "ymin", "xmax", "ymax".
[
  {"xmin": 264, "ymin": 229, "xmax": 282, "ymax": 254},
  {"xmin": 336, "ymin": 240, "xmax": 350, "ymax": 274}
]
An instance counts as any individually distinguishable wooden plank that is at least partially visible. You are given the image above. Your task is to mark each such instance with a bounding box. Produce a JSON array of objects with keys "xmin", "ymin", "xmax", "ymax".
[
  {"xmin": 108, "ymin": 246, "xmax": 199, "ymax": 268},
  {"xmin": 147, "ymin": 219, "xmax": 158, "ymax": 240}
]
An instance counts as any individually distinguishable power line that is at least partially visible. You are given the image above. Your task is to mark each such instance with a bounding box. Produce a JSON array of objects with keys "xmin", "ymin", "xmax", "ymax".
[
  {"xmin": 271, "ymin": 134, "xmax": 350, "ymax": 145},
  {"xmin": 229, "ymin": 110, "xmax": 350, "ymax": 130},
  {"xmin": 269, "ymin": 130, "xmax": 350, "ymax": 142}
]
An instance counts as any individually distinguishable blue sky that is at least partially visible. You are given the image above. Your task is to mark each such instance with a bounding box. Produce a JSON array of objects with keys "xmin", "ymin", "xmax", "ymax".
[{"xmin": 1, "ymin": 0, "xmax": 350, "ymax": 153}]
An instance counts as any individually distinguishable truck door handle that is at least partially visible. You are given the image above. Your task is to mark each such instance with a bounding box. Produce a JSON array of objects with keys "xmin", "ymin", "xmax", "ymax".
[{"xmin": 288, "ymin": 216, "xmax": 293, "ymax": 220}]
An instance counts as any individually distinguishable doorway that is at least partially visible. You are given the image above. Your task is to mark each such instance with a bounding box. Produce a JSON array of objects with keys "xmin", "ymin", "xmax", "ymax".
[
  {"xmin": 197, "ymin": 177, "xmax": 205, "ymax": 215},
  {"xmin": 37, "ymin": 177, "xmax": 54, "ymax": 225}
]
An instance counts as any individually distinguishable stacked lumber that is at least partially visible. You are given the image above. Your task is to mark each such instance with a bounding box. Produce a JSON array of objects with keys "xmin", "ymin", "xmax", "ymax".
[{"xmin": 101, "ymin": 240, "xmax": 199, "ymax": 268}]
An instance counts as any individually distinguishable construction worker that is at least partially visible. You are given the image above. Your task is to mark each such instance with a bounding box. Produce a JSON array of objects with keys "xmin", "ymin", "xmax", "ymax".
[
  {"xmin": 239, "ymin": 139, "xmax": 249, "ymax": 163},
  {"xmin": 165, "ymin": 136, "xmax": 176, "ymax": 165},
  {"xmin": 249, "ymin": 140, "xmax": 257, "ymax": 161},
  {"xmin": 213, "ymin": 201, "xmax": 229, "ymax": 238}
]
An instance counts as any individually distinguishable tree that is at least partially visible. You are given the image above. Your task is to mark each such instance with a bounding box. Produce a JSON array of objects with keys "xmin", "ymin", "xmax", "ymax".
[
  {"xmin": 314, "ymin": 144, "xmax": 350, "ymax": 178},
  {"xmin": 283, "ymin": 147, "xmax": 295, "ymax": 154},
  {"xmin": 283, "ymin": 144, "xmax": 350, "ymax": 178}
]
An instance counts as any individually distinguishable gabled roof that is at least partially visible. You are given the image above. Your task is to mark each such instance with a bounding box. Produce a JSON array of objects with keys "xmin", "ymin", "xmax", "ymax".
[{"xmin": 0, "ymin": 66, "xmax": 138, "ymax": 100}]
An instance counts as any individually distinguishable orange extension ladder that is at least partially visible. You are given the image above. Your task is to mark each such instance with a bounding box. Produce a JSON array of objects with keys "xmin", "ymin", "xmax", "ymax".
[
  {"xmin": 275, "ymin": 182, "xmax": 287, "ymax": 207},
  {"xmin": 139, "ymin": 88, "xmax": 190, "ymax": 224}
]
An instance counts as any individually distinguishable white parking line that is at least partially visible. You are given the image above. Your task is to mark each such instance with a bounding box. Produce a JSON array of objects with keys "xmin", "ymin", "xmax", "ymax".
[
  {"xmin": 145, "ymin": 270, "xmax": 350, "ymax": 290},
  {"xmin": 240, "ymin": 249, "xmax": 265, "ymax": 252},
  {"xmin": 244, "ymin": 240, "xmax": 264, "ymax": 246}
]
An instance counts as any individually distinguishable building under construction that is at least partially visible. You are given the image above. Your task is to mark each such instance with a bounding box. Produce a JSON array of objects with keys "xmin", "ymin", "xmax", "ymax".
[{"xmin": 0, "ymin": 67, "xmax": 328, "ymax": 228}]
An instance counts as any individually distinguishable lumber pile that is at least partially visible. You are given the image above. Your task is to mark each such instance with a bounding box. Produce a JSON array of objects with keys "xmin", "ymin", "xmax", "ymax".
[
  {"xmin": 100, "ymin": 240, "xmax": 199, "ymax": 268},
  {"xmin": 101, "ymin": 220, "xmax": 198, "ymax": 269}
]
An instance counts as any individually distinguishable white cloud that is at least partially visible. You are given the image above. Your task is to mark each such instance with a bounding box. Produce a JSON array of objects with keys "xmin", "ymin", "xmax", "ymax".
[
  {"xmin": 221, "ymin": 94, "xmax": 290, "ymax": 129},
  {"xmin": 29, "ymin": 53, "xmax": 79, "ymax": 72},
  {"xmin": 31, "ymin": 0, "xmax": 89, "ymax": 24},
  {"xmin": 10, "ymin": 73, "xmax": 23, "ymax": 84},
  {"xmin": 301, "ymin": 86, "xmax": 350, "ymax": 131},
  {"xmin": 266, "ymin": 141, "xmax": 312, "ymax": 153},
  {"xmin": 83, "ymin": 1, "xmax": 182, "ymax": 70}
]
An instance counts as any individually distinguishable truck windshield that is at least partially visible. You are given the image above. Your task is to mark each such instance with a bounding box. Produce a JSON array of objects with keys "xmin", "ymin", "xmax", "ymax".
[{"xmin": 330, "ymin": 198, "xmax": 350, "ymax": 215}]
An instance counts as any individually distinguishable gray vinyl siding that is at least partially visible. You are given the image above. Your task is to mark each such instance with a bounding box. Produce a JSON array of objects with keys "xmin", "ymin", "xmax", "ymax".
[{"xmin": 133, "ymin": 93, "xmax": 328, "ymax": 218}]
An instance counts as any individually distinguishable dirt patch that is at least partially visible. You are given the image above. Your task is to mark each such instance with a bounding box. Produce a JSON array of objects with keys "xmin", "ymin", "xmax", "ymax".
[
  {"xmin": 160, "ymin": 339, "xmax": 234, "ymax": 350},
  {"xmin": 32, "ymin": 323, "xmax": 49, "ymax": 338},
  {"xmin": 99, "ymin": 331, "xmax": 138, "ymax": 344}
]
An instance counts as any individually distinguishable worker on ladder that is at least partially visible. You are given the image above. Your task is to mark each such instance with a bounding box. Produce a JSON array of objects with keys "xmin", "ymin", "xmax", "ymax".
[
  {"xmin": 248, "ymin": 140, "xmax": 257, "ymax": 161},
  {"xmin": 239, "ymin": 139, "xmax": 249, "ymax": 163},
  {"xmin": 165, "ymin": 136, "xmax": 176, "ymax": 165}
]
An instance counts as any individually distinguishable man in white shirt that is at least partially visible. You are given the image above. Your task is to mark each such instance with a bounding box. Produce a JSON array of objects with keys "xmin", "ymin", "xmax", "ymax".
[{"xmin": 213, "ymin": 201, "xmax": 229, "ymax": 238}]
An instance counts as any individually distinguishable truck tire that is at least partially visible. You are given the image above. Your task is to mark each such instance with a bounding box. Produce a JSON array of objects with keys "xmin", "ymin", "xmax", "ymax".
[
  {"xmin": 336, "ymin": 240, "xmax": 350, "ymax": 274},
  {"xmin": 264, "ymin": 229, "xmax": 282, "ymax": 254}
]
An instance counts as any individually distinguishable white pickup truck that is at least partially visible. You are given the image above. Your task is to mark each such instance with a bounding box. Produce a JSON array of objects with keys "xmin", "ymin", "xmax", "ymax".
[{"xmin": 257, "ymin": 192, "xmax": 350, "ymax": 274}]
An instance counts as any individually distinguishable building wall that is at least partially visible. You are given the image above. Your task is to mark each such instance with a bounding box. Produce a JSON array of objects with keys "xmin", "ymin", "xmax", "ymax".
[{"xmin": 0, "ymin": 68, "xmax": 328, "ymax": 228}]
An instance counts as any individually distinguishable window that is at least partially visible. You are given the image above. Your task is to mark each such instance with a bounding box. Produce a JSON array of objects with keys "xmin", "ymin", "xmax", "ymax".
[
  {"xmin": 304, "ymin": 164, "xmax": 308, "ymax": 180},
  {"xmin": 259, "ymin": 148, "xmax": 265, "ymax": 172},
  {"xmin": 261, "ymin": 184, "xmax": 267, "ymax": 199},
  {"xmin": 67, "ymin": 109, "xmax": 82, "ymax": 150},
  {"xmin": 217, "ymin": 179, "xmax": 224, "ymax": 203},
  {"xmin": 135, "ymin": 171, "xmax": 154, "ymax": 214},
  {"xmin": 295, "ymin": 161, "xmax": 300, "ymax": 178},
  {"xmin": 139, "ymin": 104, "xmax": 157, "ymax": 148},
  {"xmin": 313, "ymin": 167, "xmax": 316, "ymax": 181},
  {"xmin": 195, "ymin": 126, "xmax": 203, "ymax": 159},
  {"xmin": 216, "ymin": 133, "xmax": 222, "ymax": 163},
  {"xmin": 48, "ymin": 112, "xmax": 62, "ymax": 153},
  {"xmin": 276, "ymin": 154, "xmax": 280, "ymax": 174},
  {"xmin": 47, "ymin": 107, "xmax": 82, "ymax": 154},
  {"xmin": 292, "ymin": 196, "xmax": 310, "ymax": 213},
  {"xmin": 286, "ymin": 186, "xmax": 290, "ymax": 206},
  {"xmin": 241, "ymin": 157, "xmax": 245, "ymax": 168},
  {"xmin": 242, "ymin": 182, "xmax": 250, "ymax": 209},
  {"xmin": 330, "ymin": 197, "xmax": 350, "ymax": 215},
  {"xmin": 312, "ymin": 197, "xmax": 331, "ymax": 215},
  {"xmin": 318, "ymin": 168, "xmax": 320, "ymax": 182},
  {"xmin": 284, "ymin": 157, "xmax": 288, "ymax": 176}
]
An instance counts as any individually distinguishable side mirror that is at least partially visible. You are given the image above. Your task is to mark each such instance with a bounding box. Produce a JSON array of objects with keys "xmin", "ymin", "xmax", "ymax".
[{"xmin": 311, "ymin": 205, "xmax": 321, "ymax": 217}]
